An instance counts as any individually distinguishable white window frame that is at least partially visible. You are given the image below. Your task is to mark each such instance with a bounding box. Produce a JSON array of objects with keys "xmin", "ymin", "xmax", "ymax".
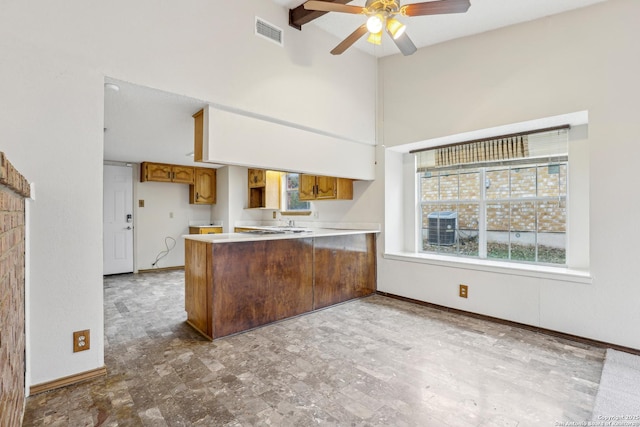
[
  {"xmin": 418, "ymin": 161, "xmax": 568, "ymax": 265},
  {"xmin": 280, "ymin": 172, "xmax": 312, "ymax": 215},
  {"xmin": 383, "ymin": 112, "xmax": 591, "ymax": 284}
]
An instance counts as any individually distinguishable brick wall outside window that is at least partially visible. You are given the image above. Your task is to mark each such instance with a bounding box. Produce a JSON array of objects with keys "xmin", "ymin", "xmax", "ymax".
[
  {"xmin": 421, "ymin": 164, "xmax": 567, "ymax": 233},
  {"xmin": 0, "ymin": 152, "xmax": 30, "ymax": 427}
]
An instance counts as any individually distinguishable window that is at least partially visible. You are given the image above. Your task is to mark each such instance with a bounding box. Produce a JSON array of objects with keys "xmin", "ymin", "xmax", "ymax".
[
  {"xmin": 417, "ymin": 128, "xmax": 568, "ymax": 265},
  {"xmin": 283, "ymin": 173, "xmax": 310, "ymax": 212}
]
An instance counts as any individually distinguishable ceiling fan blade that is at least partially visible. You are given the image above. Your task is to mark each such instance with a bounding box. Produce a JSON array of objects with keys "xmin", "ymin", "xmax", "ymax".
[
  {"xmin": 304, "ymin": 1, "xmax": 365, "ymax": 14},
  {"xmin": 389, "ymin": 31, "xmax": 417, "ymax": 56},
  {"xmin": 330, "ymin": 24, "xmax": 369, "ymax": 55},
  {"xmin": 402, "ymin": 0, "xmax": 471, "ymax": 17}
]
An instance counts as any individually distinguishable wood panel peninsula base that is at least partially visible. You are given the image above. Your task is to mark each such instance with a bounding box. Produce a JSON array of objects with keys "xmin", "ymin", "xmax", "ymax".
[{"xmin": 184, "ymin": 231, "xmax": 377, "ymax": 340}]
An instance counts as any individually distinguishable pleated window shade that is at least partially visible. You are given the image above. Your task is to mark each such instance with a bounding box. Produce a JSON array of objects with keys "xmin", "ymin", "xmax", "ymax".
[{"xmin": 416, "ymin": 127, "xmax": 569, "ymax": 172}]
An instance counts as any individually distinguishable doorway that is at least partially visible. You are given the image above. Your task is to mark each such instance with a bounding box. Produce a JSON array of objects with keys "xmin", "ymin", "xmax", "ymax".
[{"xmin": 103, "ymin": 164, "xmax": 134, "ymax": 275}]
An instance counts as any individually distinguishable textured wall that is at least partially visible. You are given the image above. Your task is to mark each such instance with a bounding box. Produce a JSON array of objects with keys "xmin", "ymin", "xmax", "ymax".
[{"xmin": 0, "ymin": 152, "xmax": 30, "ymax": 426}]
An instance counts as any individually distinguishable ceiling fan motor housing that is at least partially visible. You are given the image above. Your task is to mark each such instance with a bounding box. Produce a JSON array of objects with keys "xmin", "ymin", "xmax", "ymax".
[{"xmin": 365, "ymin": 0, "xmax": 402, "ymax": 15}]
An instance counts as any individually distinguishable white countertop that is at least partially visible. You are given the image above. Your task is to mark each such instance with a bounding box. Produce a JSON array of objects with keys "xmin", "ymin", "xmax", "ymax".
[
  {"xmin": 188, "ymin": 220, "xmax": 223, "ymax": 227},
  {"xmin": 183, "ymin": 227, "xmax": 379, "ymax": 244}
]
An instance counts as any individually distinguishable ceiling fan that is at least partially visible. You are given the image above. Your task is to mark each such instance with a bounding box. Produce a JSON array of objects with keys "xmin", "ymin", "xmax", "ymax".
[{"xmin": 303, "ymin": 0, "xmax": 471, "ymax": 56}]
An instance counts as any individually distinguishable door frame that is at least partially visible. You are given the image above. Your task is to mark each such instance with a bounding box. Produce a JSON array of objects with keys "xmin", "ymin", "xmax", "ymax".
[{"xmin": 103, "ymin": 161, "xmax": 137, "ymax": 274}]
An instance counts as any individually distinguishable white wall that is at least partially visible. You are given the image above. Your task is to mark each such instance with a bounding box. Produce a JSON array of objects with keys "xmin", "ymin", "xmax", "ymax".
[
  {"xmin": 135, "ymin": 176, "xmax": 211, "ymax": 270},
  {"xmin": 204, "ymin": 106, "xmax": 376, "ymax": 180},
  {"xmin": 211, "ymin": 165, "xmax": 265, "ymax": 232},
  {"xmin": 0, "ymin": 0, "xmax": 376, "ymax": 387},
  {"xmin": 211, "ymin": 164, "xmax": 384, "ymax": 230},
  {"xmin": 210, "ymin": 166, "xmax": 232, "ymax": 232},
  {"xmin": 378, "ymin": 0, "xmax": 640, "ymax": 349},
  {"xmin": 6, "ymin": 0, "xmax": 636, "ymax": 392}
]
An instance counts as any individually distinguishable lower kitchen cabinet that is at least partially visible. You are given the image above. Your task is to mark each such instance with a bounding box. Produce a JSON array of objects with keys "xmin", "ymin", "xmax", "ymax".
[
  {"xmin": 184, "ymin": 232, "xmax": 376, "ymax": 340},
  {"xmin": 189, "ymin": 226, "xmax": 223, "ymax": 234}
]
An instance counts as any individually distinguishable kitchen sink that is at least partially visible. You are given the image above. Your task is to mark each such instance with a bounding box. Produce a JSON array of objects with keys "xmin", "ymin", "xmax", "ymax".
[
  {"xmin": 238, "ymin": 229, "xmax": 286, "ymax": 235},
  {"xmin": 238, "ymin": 226, "xmax": 312, "ymax": 235},
  {"xmin": 265, "ymin": 226, "xmax": 312, "ymax": 233}
]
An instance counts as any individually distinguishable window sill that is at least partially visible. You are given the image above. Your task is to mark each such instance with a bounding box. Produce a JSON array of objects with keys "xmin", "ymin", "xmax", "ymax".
[
  {"xmin": 383, "ymin": 251, "xmax": 592, "ymax": 284},
  {"xmin": 280, "ymin": 211, "xmax": 312, "ymax": 216}
]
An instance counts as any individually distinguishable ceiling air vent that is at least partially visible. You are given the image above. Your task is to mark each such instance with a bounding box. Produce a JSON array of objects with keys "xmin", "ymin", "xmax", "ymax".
[{"xmin": 255, "ymin": 17, "xmax": 283, "ymax": 46}]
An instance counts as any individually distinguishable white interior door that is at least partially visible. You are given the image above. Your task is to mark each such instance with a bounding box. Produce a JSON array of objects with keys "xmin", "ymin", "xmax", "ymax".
[{"xmin": 103, "ymin": 164, "xmax": 134, "ymax": 275}]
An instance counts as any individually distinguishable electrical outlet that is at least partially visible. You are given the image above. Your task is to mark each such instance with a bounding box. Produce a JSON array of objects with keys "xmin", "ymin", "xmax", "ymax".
[
  {"xmin": 272, "ymin": 211, "xmax": 276, "ymax": 219},
  {"xmin": 73, "ymin": 330, "xmax": 90, "ymax": 352},
  {"xmin": 169, "ymin": 212, "xmax": 174, "ymax": 218},
  {"xmin": 459, "ymin": 284, "xmax": 468, "ymax": 298},
  {"xmin": 139, "ymin": 199, "xmax": 144, "ymax": 208}
]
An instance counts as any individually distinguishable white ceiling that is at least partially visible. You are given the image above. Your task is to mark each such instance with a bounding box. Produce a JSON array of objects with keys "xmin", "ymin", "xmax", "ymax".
[
  {"xmin": 103, "ymin": 79, "xmax": 210, "ymax": 167},
  {"xmin": 274, "ymin": 0, "xmax": 608, "ymax": 57},
  {"xmin": 104, "ymin": 0, "xmax": 607, "ymax": 167}
]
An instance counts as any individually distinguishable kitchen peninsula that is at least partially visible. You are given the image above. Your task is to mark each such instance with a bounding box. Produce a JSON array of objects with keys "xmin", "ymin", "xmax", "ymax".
[{"xmin": 184, "ymin": 228, "xmax": 378, "ymax": 340}]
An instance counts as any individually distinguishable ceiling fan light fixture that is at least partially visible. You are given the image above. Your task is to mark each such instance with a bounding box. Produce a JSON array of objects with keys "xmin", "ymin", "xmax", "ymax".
[
  {"xmin": 366, "ymin": 14, "xmax": 384, "ymax": 34},
  {"xmin": 302, "ymin": 0, "xmax": 471, "ymax": 56},
  {"xmin": 386, "ymin": 18, "xmax": 406, "ymax": 40},
  {"xmin": 366, "ymin": 31, "xmax": 382, "ymax": 45}
]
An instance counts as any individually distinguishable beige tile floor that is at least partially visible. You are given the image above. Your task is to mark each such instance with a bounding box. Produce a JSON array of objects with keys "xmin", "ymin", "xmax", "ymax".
[{"xmin": 23, "ymin": 270, "xmax": 605, "ymax": 426}]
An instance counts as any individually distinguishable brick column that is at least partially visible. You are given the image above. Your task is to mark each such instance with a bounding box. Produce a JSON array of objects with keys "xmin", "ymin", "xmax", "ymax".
[{"xmin": 0, "ymin": 152, "xmax": 30, "ymax": 427}]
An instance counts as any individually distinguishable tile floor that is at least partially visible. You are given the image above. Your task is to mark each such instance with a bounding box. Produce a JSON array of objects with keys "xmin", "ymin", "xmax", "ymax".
[{"xmin": 23, "ymin": 270, "xmax": 605, "ymax": 426}]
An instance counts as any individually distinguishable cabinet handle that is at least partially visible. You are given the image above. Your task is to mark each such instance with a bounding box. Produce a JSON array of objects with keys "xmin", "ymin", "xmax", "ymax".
[{"xmin": 196, "ymin": 192, "xmax": 199, "ymax": 201}]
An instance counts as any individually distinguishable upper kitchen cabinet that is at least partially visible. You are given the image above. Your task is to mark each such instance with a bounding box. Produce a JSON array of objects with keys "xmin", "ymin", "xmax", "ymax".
[
  {"xmin": 248, "ymin": 169, "xmax": 280, "ymax": 209},
  {"xmin": 190, "ymin": 168, "xmax": 216, "ymax": 205},
  {"xmin": 193, "ymin": 109, "xmax": 204, "ymax": 162},
  {"xmin": 140, "ymin": 162, "xmax": 194, "ymax": 184},
  {"xmin": 248, "ymin": 169, "xmax": 266, "ymax": 188},
  {"xmin": 140, "ymin": 161, "xmax": 216, "ymax": 205},
  {"xmin": 299, "ymin": 175, "xmax": 353, "ymax": 201}
]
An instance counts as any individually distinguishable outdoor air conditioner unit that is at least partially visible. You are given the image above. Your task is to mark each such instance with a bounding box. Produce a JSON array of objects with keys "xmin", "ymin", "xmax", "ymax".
[{"xmin": 427, "ymin": 211, "xmax": 457, "ymax": 246}]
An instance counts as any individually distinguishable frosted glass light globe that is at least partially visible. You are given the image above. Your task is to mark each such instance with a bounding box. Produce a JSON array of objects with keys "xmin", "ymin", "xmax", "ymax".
[{"xmin": 366, "ymin": 15, "xmax": 384, "ymax": 34}]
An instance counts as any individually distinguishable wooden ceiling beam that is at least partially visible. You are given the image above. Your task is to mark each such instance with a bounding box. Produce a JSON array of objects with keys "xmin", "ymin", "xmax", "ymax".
[{"xmin": 289, "ymin": 0, "xmax": 353, "ymax": 30}]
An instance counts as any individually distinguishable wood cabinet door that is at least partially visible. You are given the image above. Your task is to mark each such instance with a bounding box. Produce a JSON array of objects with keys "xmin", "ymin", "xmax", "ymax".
[
  {"xmin": 299, "ymin": 174, "xmax": 317, "ymax": 200},
  {"xmin": 248, "ymin": 169, "xmax": 266, "ymax": 188},
  {"xmin": 172, "ymin": 166, "xmax": 195, "ymax": 184},
  {"xmin": 143, "ymin": 163, "xmax": 172, "ymax": 182},
  {"xmin": 202, "ymin": 227, "xmax": 222, "ymax": 234},
  {"xmin": 193, "ymin": 226, "xmax": 222, "ymax": 234},
  {"xmin": 315, "ymin": 176, "xmax": 337, "ymax": 199},
  {"xmin": 193, "ymin": 109, "xmax": 204, "ymax": 162},
  {"xmin": 191, "ymin": 168, "xmax": 216, "ymax": 204},
  {"xmin": 335, "ymin": 178, "xmax": 353, "ymax": 200}
]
